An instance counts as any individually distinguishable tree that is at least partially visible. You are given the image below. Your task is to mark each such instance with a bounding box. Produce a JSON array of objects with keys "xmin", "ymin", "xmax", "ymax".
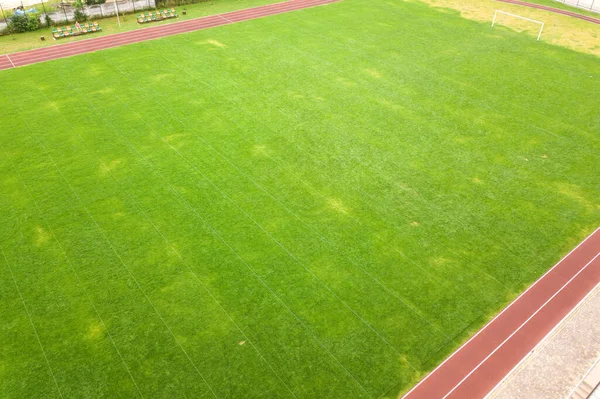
[{"xmin": 72, "ymin": 0, "xmax": 88, "ymax": 23}]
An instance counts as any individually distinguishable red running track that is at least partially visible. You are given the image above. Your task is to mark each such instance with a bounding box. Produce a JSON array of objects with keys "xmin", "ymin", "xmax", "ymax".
[
  {"xmin": 496, "ymin": 0, "xmax": 600, "ymax": 24},
  {"xmin": 403, "ymin": 227, "xmax": 600, "ymax": 399},
  {"xmin": 0, "ymin": 0, "xmax": 339, "ymax": 71}
]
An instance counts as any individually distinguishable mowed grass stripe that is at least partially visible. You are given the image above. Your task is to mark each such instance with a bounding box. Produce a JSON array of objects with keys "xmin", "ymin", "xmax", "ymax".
[
  {"xmin": 0, "ymin": 147, "xmax": 142, "ymax": 397},
  {"xmin": 93, "ymin": 29, "xmax": 506, "ymax": 333},
  {"xmin": 0, "ymin": 246, "xmax": 63, "ymax": 398},
  {"xmin": 1, "ymin": 0, "xmax": 598, "ymax": 397},
  {"xmin": 30, "ymin": 69, "xmax": 301, "ymax": 399},
  {"xmin": 1, "ymin": 89, "xmax": 308, "ymax": 398},
  {"xmin": 134, "ymin": 20, "xmax": 510, "ymax": 319},
  {"xmin": 0, "ymin": 152, "xmax": 144, "ymax": 397},
  {"xmin": 0, "ymin": 102, "xmax": 221, "ymax": 398},
  {"xmin": 44, "ymin": 55, "xmax": 414, "ymax": 396},
  {"xmin": 1, "ymin": 73, "xmax": 385, "ymax": 397}
]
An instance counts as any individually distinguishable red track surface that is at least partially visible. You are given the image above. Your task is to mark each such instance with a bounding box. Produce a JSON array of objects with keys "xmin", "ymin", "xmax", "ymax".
[
  {"xmin": 404, "ymin": 227, "xmax": 600, "ymax": 399},
  {"xmin": 0, "ymin": 0, "xmax": 338, "ymax": 71},
  {"xmin": 497, "ymin": 0, "xmax": 600, "ymax": 24}
]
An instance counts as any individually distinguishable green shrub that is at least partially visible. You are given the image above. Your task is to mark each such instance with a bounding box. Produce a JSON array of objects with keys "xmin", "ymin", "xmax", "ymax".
[
  {"xmin": 73, "ymin": 8, "xmax": 88, "ymax": 22},
  {"xmin": 9, "ymin": 13, "xmax": 41, "ymax": 33}
]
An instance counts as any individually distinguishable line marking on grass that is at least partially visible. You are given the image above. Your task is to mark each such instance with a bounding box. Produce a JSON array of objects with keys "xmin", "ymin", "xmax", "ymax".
[
  {"xmin": 80, "ymin": 53, "xmax": 373, "ymax": 397},
  {"xmin": 42, "ymin": 66, "xmax": 299, "ymax": 399},
  {"xmin": 105, "ymin": 48, "xmax": 426, "ymax": 376},
  {"xmin": 22, "ymin": 124, "xmax": 220, "ymax": 399},
  {"xmin": 0, "ymin": 245, "xmax": 64, "ymax": 399},
  {"xmin": 0, "ymin": 144, "xmax": 145, "ymax": 399}
]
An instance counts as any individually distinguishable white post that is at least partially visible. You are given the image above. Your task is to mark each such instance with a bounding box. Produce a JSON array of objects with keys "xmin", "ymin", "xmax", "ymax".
[
  {"xmin": 492, "ymin": 10, "xmax": 545, "ymax": 42},
  {"xmin": 114, "ymin": 0, "xmax": 121, "ymax": 27}
]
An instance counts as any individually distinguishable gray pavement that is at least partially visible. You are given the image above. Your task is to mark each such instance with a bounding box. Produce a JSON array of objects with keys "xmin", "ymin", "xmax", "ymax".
[{"xmin": 488, "ymin": 283, "xmax": 600, "ymax": 399}]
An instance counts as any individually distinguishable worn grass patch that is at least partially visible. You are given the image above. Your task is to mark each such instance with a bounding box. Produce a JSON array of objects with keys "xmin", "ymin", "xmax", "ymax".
[{"xmin": 415, "ymin": 0, "xmax": 600, "ymax": 56}]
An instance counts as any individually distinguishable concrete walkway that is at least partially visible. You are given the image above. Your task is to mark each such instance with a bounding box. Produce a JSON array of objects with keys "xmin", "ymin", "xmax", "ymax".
[{"xmin": 489, "ymin": 283, "xmax": 600, "ymax": 399}]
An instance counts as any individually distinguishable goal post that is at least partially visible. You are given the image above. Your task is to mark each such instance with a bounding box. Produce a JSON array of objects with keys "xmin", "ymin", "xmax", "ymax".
[{"xmin": 492, "ymin": 10, "xmax": 545, "ymax": 41}]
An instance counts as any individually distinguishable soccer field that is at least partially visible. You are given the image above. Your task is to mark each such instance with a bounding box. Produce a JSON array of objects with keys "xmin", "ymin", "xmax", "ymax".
[{"xmin": 1, "ymin": 0, "xmax": 599, "ymax": 397}]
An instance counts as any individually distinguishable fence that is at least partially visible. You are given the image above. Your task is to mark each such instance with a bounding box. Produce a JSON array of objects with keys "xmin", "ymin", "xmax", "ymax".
[
  {"xmin": 554, "ymin": 0, "xmax": 600, "ymax": 13},
  {"xmin": 0, "ymin": 0, "xmax": 206, "ymax": 31}
]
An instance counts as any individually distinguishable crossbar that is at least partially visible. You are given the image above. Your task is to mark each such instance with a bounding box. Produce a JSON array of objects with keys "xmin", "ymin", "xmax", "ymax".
[{"xmin": 492, "ymin": 10, "xmax": 545, "ymax": 41}]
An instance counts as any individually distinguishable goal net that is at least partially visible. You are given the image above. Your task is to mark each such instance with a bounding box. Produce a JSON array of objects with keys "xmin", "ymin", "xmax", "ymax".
[{"xmin": 492, "ymin": 10, "xmax": 545, "ymax": 41}]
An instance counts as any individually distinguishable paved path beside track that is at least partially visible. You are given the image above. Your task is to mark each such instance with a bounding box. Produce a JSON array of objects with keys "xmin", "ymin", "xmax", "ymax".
[
  {"xmin": 403, "ymin": 227, "xmax": 600, "ymax": 399},
  {"xmin": 0, "ymin": 0, "xmax": 339, "ymax": 71}
]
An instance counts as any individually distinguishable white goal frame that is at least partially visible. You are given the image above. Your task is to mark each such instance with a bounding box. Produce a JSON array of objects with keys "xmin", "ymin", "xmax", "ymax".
[{"xmin": 492, "ymin": 10, "xmax": 545, "ymax": 41}]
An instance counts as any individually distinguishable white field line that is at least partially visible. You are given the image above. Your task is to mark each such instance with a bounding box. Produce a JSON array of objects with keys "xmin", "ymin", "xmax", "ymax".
[
  {"xmin": 402, "ymin": 226, "xmax": 600, "ymax": 398},
  {"xmin": 92, "ymin": 55, "xmax": 372, "ymax": 397},
  {"xmin": 231, "ymin": 12, "xmax": 549, "ymax": 272},
  {"xmin": 149, "ymin": 32, "xmax": 457, "ymax": 338},
  {"xmin": 51, "ymin": 56, "xmax": 362, "ymax": 397},
  {"xmin": 25, "ymin": 127, "xmax": 220, "ymax": 399},
  {"xmin": 442, "ymin": 252, "xmax": 600, "ymax": 398},
  {"xmin": 48, "ymin": 79, "xmax": 297, "ymax": 398},
  {"xmin": 0, "ymin": 246, "xmax": 64, "ymax": 398},
  {"xmin": 485, "ymin": 281, "xmax": 600, "ymax": 399},
  {"xmin": 492, "ymin": 10, "xmax": 545, "ymax": 41}
]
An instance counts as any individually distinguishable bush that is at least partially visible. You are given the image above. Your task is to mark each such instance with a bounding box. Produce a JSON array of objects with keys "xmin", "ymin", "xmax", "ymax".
[
  {"xmin": 74, "ymin": 8, "xmax": 88, "ymax": 22},
  {"xmin": 9, "ymin": 13, "xmax": 41, "ymax": 33},
  {"xmin": 85, "ymin": 0, "xmax": 106, "ymax": 5},
  {"xmin": 44, "ymin": 13, "xmax": 53, "ymax": 27}
]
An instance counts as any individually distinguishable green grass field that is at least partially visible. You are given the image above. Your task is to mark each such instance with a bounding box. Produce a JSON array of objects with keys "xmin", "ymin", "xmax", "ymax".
[{"xmin": 1, "ymin": 0, "xmax": 599, "ymax": 397}]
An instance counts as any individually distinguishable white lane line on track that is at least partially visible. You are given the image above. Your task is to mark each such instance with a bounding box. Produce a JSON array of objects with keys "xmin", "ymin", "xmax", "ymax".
[
  {"xmin": 484, "ymin": 280, "xmax": 600, "ymax": 399},
  {"xmin": 217, "ymin": 14, "xmax": 233, "ymax": 23},
  {"xmin": 442, "ymin": 251, "xmax": 600, "ymax": 398},
  {"xmin": 6, "ymin": 0, "xmax": 333, "ymax": 66},
  {"xmin": 402, "ymin": 226, "xmax": 600, "ymax": 398},
  {"xmin": 2, "ymin": 0, "xmax": 335, "ymax": 67}
]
